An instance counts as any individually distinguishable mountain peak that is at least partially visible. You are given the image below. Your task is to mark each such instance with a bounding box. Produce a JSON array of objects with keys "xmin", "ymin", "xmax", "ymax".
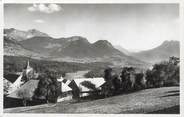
[
  {"xmin": 27, "ymin": 29, "xmax": 49, "ymax": 38},
  {"xmin": 93, "ymin": 40, "xmax": 113, "ymax": 48},
  {"xmin": 160, "ymin": 40, "xmax": 179, "ymax": 49},
  {"xmin": 65, "ymin": 36, "xmax": 89, "ymax": 43},
  {"xmin": 162, "ymin": 40, "xmax": 179, "ymax": 45},
  {"xmin": 27, "ymin": 29, "xmax": 39, "ymax": 33},
  {"xmin": 4, "ymin": 28, "xmax": 49, "ymax": 41}
]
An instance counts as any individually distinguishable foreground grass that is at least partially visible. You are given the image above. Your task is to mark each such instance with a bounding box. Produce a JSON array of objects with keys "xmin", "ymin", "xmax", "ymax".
[{"xmin": 4, "ymin": 86, "xmax": 179, "ymax": 114}]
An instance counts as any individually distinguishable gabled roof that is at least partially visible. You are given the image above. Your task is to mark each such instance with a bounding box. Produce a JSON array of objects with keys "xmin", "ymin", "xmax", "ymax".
[
  {"xmin": 7, "ymin": 80, "xmax": 39, "ymax": 99},
  {"xmin": 61, "ymin": 82, "xmax": 72, "ymax": 92},
  {"xmin": 4, "ymin": 73, "xmax": 20, "ymax": 83}
]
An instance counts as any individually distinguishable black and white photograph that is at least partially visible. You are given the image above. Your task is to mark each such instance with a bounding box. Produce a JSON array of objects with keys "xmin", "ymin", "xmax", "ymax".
[{"xmin": 3, "ymin": 3, "xmax": 181, "ymax": 114}]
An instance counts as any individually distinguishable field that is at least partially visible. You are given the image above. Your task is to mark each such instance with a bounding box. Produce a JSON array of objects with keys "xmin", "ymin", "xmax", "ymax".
[
  {"xmin": 4, "ymin": 86, "xmax": 179, "ymax": 114},
  {"xmin": 64, "ymin": 70, "xmax": 89, "ymax": 79}
]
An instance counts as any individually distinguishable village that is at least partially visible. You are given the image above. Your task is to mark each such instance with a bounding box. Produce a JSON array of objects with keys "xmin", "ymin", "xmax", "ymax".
[
  {"xmin": 4, "ymin": 56, "xmax": 180, "ymax": 110},
  {"xmin": 4, "ymin": 60, "xmax": 106, "ymax": 107}
]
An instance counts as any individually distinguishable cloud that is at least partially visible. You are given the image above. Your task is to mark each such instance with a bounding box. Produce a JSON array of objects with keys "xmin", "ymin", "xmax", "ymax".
[
  {"xmin": 33, "ymin": 19, "xmax": 45, "ymax": 23},
  {"xmin": 28, "ymin": 4, "xmax": 62, "ymax": 14}
]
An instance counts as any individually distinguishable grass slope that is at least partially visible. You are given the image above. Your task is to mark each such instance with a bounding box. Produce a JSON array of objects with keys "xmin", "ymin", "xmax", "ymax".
[{"xmin": 4, "ymin": 86, "xmax": 179, "ymax": 114}]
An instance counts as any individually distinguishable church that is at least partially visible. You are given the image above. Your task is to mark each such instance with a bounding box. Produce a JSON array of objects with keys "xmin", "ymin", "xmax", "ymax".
[{"xmin": 4, "ymin": 60, "xmax": 36, "ymax": 95}]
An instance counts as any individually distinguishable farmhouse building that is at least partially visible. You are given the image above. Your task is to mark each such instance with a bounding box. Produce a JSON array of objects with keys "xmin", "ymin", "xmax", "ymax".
[
  {"xmin": 4, "ymin": 73, "xmax": 24, "ymax": 95},
  {"xmin": 58, "ymin": 76, "xmax": 105, "ymax": 99}
]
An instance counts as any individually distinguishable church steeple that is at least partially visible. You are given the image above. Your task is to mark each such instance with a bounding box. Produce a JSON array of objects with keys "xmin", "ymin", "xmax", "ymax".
[
  {"xmin": 27, "ymin": 60, "xmax": 30, "ymax": 69},
  {"xmin": 23, "ymin": 59, "xmax": 34, "ymax": 81}
]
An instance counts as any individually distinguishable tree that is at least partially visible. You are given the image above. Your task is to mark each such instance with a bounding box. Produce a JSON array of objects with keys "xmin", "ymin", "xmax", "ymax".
[
  {"xmin": 145, "ymin": 57, "xmax": 180, "ymax": 88},
  {"xmin": 120, "ymin": 67, "xmax": 136, "ymax": 91},
  {"xmin": 33, "ymin": 72, "xmax": 61, "ymax": 103},
  {"xmin": 81, "ymin": 81, "xmax": 98, "ymax": 91}
]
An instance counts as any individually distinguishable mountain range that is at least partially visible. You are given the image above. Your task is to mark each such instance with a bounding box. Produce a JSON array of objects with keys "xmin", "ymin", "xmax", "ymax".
[{"xmin": 4, "ymin": 28, "xmax": 179, "ymax": 67}]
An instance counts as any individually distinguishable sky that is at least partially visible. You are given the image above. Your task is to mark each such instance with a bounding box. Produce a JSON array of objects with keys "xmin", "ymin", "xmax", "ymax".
[{"xmin": 4, "ymin": 4, "xmax": 179, "ymax": 51}]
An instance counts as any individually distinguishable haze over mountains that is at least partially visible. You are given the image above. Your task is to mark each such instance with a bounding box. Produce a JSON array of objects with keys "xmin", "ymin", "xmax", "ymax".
[
  {"xmin": 4, "ymin": 28, "xmax": 179, "ymax": 67},
  {"xmin": 114, "ymin": 45, "xmax": 131, "ymax": 55},
  {"xmin": 130, "ymin": 40, "xmax": 180, "ymax": 63}
]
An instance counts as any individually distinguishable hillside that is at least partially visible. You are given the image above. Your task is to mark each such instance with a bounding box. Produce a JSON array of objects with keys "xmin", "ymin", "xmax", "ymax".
[
  {"xmin": 114, "ymin": 45, "xmax": 131, "ymax": 55},
  {"xmin": 4, "ymin": 86, "xmax": 179, "ymax": 113},
  {"xmin": 131, "ymin": 40, "xmax": 180, "ymax": 64},
  {"xmin": 3, "ymin": 36, "xmax": 44, "ymax": 59}
]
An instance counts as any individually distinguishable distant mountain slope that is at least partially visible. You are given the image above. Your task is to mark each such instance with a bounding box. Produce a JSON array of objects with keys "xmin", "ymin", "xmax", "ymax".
[
  {"xmin": 131, "ymin": 40, "xmax": 180, "ymax": 63},
  {"xmin": 3, "ymin": 36, "xmax": 43, "ymax": 59},
  {"xmin": 4, "ymin": 28, "xmax": 49, "ymax": 41},
  {"xmin": 20, "ymin": 37, "xmax": 125, "ymax": 58},
  {"xmin": 114, "ymin": 45, "xmax": 131, "ymax": 55}
]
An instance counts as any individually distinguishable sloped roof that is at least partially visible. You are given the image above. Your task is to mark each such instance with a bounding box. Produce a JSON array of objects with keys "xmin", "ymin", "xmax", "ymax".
[
  {"xmin": 61, "ymin": 82, "xmax": 72, "ymax": 92},
  {"xmin": 74, "ymin": 78, "xmax": 105, "ymax": 92},
  {"xmin": 7, "ymin": 80, "xmax": 39, "ymax": 99},
  {"xmin": 4, "ymin": 73, "xmax": 20, "ymax": 83}
]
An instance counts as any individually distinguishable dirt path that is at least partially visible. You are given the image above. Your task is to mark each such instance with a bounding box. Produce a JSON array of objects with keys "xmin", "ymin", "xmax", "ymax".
[{"xmin": 4, "ymin": 86, "xmax": 179, "ymax": 114}]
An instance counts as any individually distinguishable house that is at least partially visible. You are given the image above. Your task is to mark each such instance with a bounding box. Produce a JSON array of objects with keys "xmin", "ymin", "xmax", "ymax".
[
  {"xmin": 7, "ymin": 80, "xmax": 39, "ymax": 100},
  {"xmin": 57, "ymin": 82, "xmax": 73, "ymax": 102},
  {"xmin": 5, "ymin": 80, "xmax": 48, "ymax": 107},
  {"xmin": 4, "ymin": 73, "xmax": 24, "ymax": 95},
  {"xmin": 58, "ymin": 76, "xmax": 105, "ymax": 99},
  {"xmin": 57, "ymin": 76, "xmax": 79, "ymax": 100},
  {"xmin": 74, "ymin": 78, "xmax": 105, "ymax": 97}
]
